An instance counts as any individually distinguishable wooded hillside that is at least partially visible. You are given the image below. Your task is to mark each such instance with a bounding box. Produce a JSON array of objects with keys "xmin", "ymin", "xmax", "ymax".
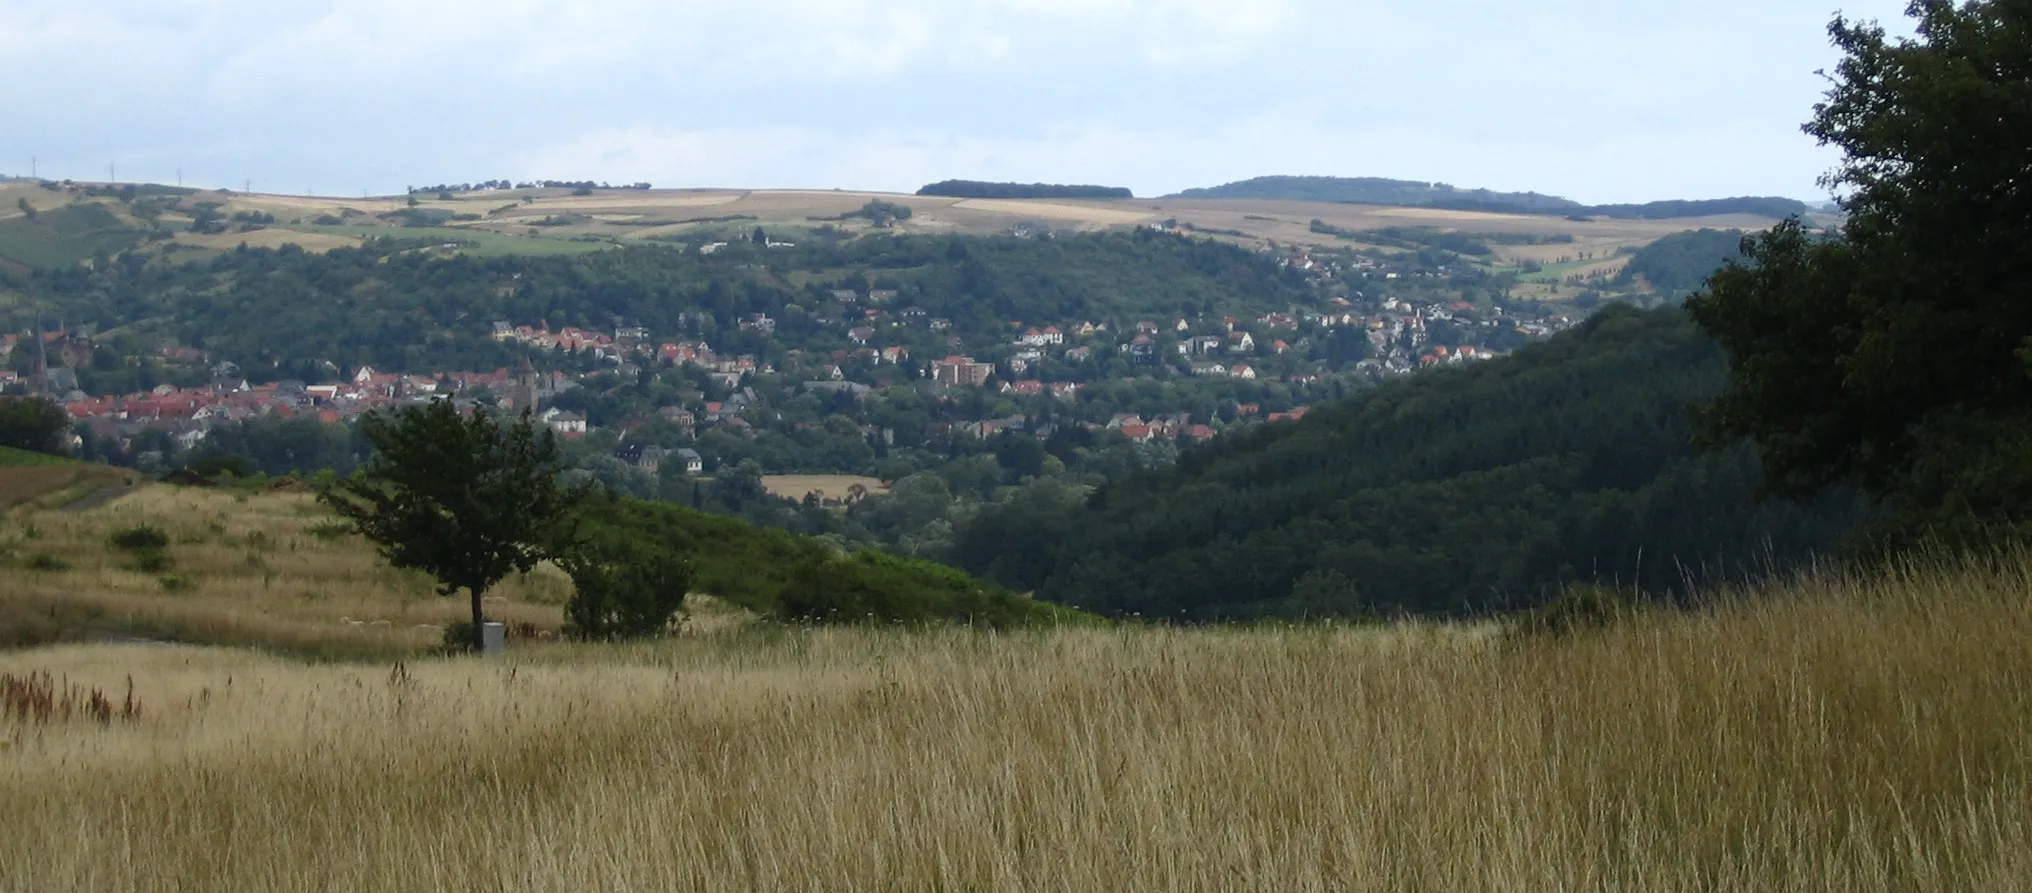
[{"xmin": 956, "ymin": 305, "xmax": 1868, "ymax": 620}]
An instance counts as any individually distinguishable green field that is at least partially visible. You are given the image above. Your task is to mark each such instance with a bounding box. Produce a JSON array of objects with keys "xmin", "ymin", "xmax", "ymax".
[
  {"xmin": 0, "ymin": 204, "xmax": 145, "ymax": 268},
  {"xmin": 0, "ymin": 445, "xmax": 73, "ymax": 467}
]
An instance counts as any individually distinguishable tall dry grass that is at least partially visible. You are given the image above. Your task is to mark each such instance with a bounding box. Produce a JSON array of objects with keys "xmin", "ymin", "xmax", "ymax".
[{"xmin": 3, "ymin": 553, "xmax": 2029, "ymax": 891}]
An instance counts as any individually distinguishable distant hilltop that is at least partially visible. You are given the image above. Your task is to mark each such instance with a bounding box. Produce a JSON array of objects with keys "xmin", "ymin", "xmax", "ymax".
[
  {"xmin": 1168, "ymin": 175, "xmax": 1808, "ymax": 220},
  {"xmin": 917, "ymin": 180, "xmax": 1134, "ymax": 200}
]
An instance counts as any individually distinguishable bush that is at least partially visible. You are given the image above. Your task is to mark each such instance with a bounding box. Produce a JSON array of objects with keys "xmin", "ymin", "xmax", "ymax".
[
  {"xmin": 188, "ymin": 454, "xmax": 255, "ymax": 480},
  {"xmin": 23, "ymin": 553, "xmax": 68, "ymax": 572},
  {"xmin": 109, "ymin": 525, "xmax": 170, "ymax": 552},
  {"xmin": 158, "ymin": 574, "xmax": 194, "ymax": 592},
  {"xmin": 305, "ymin": 521, "xmax": 355, "ymax": 540},
  {"xmin": 129, "ymin": 550, "xmax": 174, "ymax": 573},
  {"xmin": 560, "ymin": 533, "xmax": 694, "ymax": 640},
  {"xmin": 1513, "ymin": 583, "xmax": 1643, "ymax": 638},
  {"xmin": 777, "ymin": 550, "xmax": 1069, "ymax": 629},
  {"xmin": 434, "ymin": 621, "xmax": 478, "ymax": 654}
]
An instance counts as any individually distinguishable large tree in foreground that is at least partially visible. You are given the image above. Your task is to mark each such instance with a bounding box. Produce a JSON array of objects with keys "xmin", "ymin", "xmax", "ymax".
[
  {"xmin": 0, "ymin": 396, "xmax": 72, "ymax": 456},
  {"xmin": 1687, "ymin": 1, "xmax": 2032, "ymax": 537},
  {"xmin": 319, "ymin": 402, "xmax": 588, "ymax": 652}
]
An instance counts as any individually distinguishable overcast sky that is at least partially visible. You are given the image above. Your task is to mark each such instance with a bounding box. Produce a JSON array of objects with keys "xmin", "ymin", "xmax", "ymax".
[{"xmin": 1, "ymin": 0, "xmax": 1914, "ymax": 203}]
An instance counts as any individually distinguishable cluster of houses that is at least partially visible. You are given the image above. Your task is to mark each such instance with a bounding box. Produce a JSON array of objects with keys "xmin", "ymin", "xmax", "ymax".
[
  {"xmin": 6, "ymin": 257, "xmax": 1583, "ymax": 471},
  {"xmin": 491, "ymin": 322, "xmax": 773, "ymax": 382}
]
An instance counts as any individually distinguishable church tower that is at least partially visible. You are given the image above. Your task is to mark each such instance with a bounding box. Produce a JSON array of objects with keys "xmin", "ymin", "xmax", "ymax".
[
  {"xmin": 28, "ymin": 323, "xmax": 47, "ymax": 397},
  {"xmin": 512, "ymin": 357, "xmax": 538, "ymax": 414}
]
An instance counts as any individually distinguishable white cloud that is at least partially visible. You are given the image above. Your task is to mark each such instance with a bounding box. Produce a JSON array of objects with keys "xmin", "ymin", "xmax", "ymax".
[
  {"xmin": 0, "ymin": 0, "xmax": 1917, "ymax": 199},
  {"xmin": 512, "ymin": 101, "xmax": 1844, "ymax": 203}
]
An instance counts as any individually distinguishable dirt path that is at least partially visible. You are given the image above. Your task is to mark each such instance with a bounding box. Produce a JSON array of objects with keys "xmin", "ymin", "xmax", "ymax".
[{"xmin": 60, "ymin": 484, "xmax": 135, "ymax": 513}]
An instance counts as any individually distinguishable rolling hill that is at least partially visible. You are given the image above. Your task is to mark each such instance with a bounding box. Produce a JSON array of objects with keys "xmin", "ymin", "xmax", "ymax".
[
  {"xmin": 1169, "ymin": 175, "xmax": 1811, "ymax": 220},
  {"xmin": 0, "ymin": 178, "xmax": 1795, "ymax": 278}
]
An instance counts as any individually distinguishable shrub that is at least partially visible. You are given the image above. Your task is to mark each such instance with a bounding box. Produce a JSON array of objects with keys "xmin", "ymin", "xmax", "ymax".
[
  {"xmin": 130, "ymin": 550, "xmax": 174, "ymax": 573},
  {"xmin": 108, "ymin": 525, "xmax": 169, "ymax": 552},
  {"xmin": 22, "ymin": 553, "xmax": 68, "ymax": 572},
  {"xmin": 1514, "ymin": 583, "xmax": 1643, "ymax": 639},
  {"xmin": 305, "ymin": 521, "xmax": 355, "ymax": 540},
  {"xmin": 777, "ymin": 550, "xmax": 1068, "ymax": 629},
  {"xmin": 436, "ymin": 621, "xmax": 479, "ymax": 655},
  {"xmin": 158, "ymin": 574, "xmax": 194, "ymax": 593},
  {"xmin": 560, "ymin": 533, "xmax": 694, "ymax": 640}
]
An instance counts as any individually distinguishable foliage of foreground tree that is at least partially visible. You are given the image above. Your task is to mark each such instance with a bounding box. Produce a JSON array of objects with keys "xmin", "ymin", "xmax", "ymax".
[
  {"xmin": 1688, "ymin": 0, "xmax": 2032, "ymax": 541},
  {"xmin": 318, "ymin": 402, "xmax": 587, "ymax": 652}
]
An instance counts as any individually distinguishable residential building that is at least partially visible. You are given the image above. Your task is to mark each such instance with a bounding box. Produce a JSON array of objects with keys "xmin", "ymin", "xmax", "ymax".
[
  {"xmin": 931, "ymin": 355, "xmax": 994, "ymax": 387},
  {"xmin": 540, "ymin": 408, "xmax": 588, "ymax": 436}
]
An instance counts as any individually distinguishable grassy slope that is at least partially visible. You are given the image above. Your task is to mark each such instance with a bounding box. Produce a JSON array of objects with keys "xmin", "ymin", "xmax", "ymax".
[
  {"xmin": 0, "ymin": 446, "xmax": 72, "ymax": 467},
  {"xmin": 1, "ymin": 552, "xmax": 2028, "ymax": 890},
  {"xmin": 0, "ymin": 203, "xmax": 145, "ymax": 268},
  {"xmin": 0, "ymin": 483, "xmax": 1066, "ymax": 657},
  {"xmin": 0, "ymin": 450, "xmax": 136, "ymax": 513},
  {"xmin": 0, "ymin": 484, "xmax": 556, "ymax": 658}
]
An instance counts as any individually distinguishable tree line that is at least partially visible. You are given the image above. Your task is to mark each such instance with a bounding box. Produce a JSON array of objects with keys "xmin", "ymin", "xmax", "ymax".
[{"xmin": 916, "ymin": 180, "xmax": 1134, "ymax": 200}]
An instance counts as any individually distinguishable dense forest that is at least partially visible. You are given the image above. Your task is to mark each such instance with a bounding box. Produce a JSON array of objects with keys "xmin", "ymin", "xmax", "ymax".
[
  {"xmin": 952, "ymin": 305, "xmax": 1869, "ymax": 620},
  {"xmin": 1583, "ymin": 197, "xmax": 1809, "ymax": 220},
  {"xmin": 1615, "ymin": 229, "xmax": 1748, "ymax": 297},
  {"xmin": 916, "ymin": 180, "xmax": 1134, "ymax": 200},
  {"xmin": 1171, "ymin": 176, "xmax": 1808, "ymax": 220},
  {"xmin": 1172, "ymin": 176, "xmax": 1579, "ymax": 212}
]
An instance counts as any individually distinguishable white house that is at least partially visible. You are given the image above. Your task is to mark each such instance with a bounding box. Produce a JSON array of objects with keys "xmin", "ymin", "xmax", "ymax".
[{"xmin": 540, "ymin": 408, "xmax": 588, "ymax": 436}]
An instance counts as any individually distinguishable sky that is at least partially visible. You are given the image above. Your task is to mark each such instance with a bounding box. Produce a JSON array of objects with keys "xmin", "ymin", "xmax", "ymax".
[{"xmin": 0, "ymin": 0, "xmax": 1916, "ymax": 203}]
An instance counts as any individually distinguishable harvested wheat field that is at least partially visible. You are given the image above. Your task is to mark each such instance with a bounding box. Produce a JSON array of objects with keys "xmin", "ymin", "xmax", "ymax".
[
  {"xmin": 4, "ymin": 550, "xmax": 2031, "ymax": 891},
  {"xmin": 760, "ymin": 474, "xmax": 889, "ymax": 502}
]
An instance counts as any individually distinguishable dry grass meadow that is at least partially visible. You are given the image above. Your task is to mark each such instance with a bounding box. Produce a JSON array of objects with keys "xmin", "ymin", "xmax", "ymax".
[
  {"xmin": 3, "ymin": 481, "xmax": 2030, "ymax": 890},
  {"xmin": 0, "ymin": 485, "xmax": 571, "ymax": 657}
]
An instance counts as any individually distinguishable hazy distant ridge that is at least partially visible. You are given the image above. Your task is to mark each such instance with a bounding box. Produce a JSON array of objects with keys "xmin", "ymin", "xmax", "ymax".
[{"xmin": 1170, "ymin": 176, "xmax": 1807, "ymax": 220}]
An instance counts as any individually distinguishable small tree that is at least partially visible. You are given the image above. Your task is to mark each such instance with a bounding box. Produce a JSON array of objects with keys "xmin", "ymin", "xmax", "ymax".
[
  {"xmin": 0, "ymin": 396, "xmax": 71, "ymax": 455},
  {"xmin": 318, "ymin": 402, "xmax": 588, "ymax": 652}
]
